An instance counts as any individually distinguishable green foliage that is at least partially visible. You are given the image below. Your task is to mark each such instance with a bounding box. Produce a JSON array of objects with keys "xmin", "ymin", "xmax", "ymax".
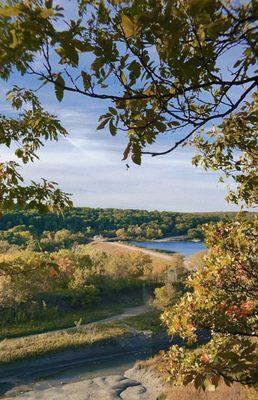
[
  {"xmin": 0, "ymin": 226, "xmax": 88, "ymax": 252},
  {"xmin": 0, "ymin": 88, "xmax": 71, "ymax": 213},
  {"xmin": 192, "ymin": 96, "xmax": 258, "ymax": 208},
  {"xmin": 0, "ymin": 207, "xmax": 238, "ymax": 239},
  {"xmin": 153, "ymin": 284, "xmax": 180, "ymax": 311},
  {"xmin": 187, "ymin": 227, "xmax": 204, "ymax": 240},
  {"xmin": 153, "ymin": 261, "xmax": 188, "ymax": 310}
]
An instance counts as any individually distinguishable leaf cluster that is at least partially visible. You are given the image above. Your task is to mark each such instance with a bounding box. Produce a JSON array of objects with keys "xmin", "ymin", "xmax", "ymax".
[{"xmin": 161, "ymin": 217, "xmax": 258, "ymax": 388}]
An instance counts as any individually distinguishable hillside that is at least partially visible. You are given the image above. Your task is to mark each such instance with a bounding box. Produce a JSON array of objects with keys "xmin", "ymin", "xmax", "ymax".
[{"xmin": 0, "ymin": 207, "xmax": 249, "ymax": 240}]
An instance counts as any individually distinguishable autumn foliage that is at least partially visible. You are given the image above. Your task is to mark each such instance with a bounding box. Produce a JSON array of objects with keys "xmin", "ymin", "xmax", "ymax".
[{"xmin": 161, "ymin": 217, "xmax": 258, "ymax": 389}]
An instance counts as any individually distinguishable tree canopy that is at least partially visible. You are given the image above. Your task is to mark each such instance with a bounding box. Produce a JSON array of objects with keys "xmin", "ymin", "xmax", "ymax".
[
  {"xmin": 0, "ymin": 0, "xmax": 257, "ymax": 210},
  {"xmin": 0, "ymin": 207, "xmax": 238, "ymax": 238}
]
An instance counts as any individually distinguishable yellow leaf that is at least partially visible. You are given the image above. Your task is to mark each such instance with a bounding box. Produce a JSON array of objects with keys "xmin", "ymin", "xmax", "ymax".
[
  {"xmin": 169, "ymin": 88, "xmax": 176, "ymax": 95},
  {"xmin": 128, "ymin": 129, "xmax": 135, "ymax": 137},
  {"xmin": 9, "ymin": 30, "xmax": 18, "ymax": 49},
  {"xmin": 121, "ymin": 72, "xmax": 127, "ymax": 85},
  {"xmin": 144, "ymin": 88, "xmax": 154, "ymax": 96},
  {"xmin": 0, "ymin": 6, "xmax": 20, "ymax": 17},
  {"xmin": 41, "ymin": 8, "xmax": 54, "ymax": 18},
  {"xmin": 121, "ymin": 14, "xmax": 139, "ymax": 38}
]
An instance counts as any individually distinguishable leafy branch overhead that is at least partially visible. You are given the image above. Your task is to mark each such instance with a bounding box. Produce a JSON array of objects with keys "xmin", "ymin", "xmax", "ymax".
[
  {"xmin": 0, "ymin": 87, "xmax": 72, "ymax": 213},
  {"xmin": 0, "ymin": 0, "xmax": 257, "ymax": 209}
]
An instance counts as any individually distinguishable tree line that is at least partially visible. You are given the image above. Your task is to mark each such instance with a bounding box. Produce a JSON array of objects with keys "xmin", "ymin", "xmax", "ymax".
[{"xmin": 0, "ymin": 208, "xmax": 243, "ymax": 242}]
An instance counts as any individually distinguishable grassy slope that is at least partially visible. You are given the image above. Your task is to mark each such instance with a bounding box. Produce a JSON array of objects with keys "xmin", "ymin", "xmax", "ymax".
[
  {"xmin": 0, "ymin": 244, "xmax": 167, "ymax": 364},
  {"xmin": 124, "ymin": 310, "xmax": 164, "ymax": 334},
  {"xmin": 0, "ymin": 311, "xmax": 162, "ymax": 365},
  {"xmin": 0, "ymin": 322, "xmax": 127, "ymax": 364},
  {"xmin": 0, "ymin": 305, "xmax": 125, "ymax": 339}
]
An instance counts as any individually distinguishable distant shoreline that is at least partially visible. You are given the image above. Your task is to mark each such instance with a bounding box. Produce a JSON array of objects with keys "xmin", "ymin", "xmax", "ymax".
[{"xmin": 98, "ymin": 235, "xmax": 201, "ymax": 243}]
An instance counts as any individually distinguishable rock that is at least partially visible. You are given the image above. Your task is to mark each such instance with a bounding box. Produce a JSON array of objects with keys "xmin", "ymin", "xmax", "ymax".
[
  {"xmin": 121, "ymin": 385, "xmax": 147, "ymax": 399},
  {"xmin": 4, "ymin": 362, "xmax": 166, "ymax": 399},
  {"xmin": 124, "ymin": 363, "xmax": 165, "ymax": 399},
  {"xmin": 7, "ymin": 375, "xmax": 150, "ymax": 400}
]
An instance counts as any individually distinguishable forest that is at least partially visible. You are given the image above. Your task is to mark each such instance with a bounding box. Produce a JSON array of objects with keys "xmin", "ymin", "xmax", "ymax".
[{"xmin": 0, "ymin": 208, "xmax": 243, "ymax": 246}]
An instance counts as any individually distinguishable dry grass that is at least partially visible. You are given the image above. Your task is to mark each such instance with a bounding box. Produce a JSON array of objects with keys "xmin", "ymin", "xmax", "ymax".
[
  {"xmin": 0, "ymin": 305, "xmax": 124, "ymax": 339},
  {"xmin": 0, "ymin": 310, "xmax": 164, "ymax": 365},
  {"xmin": 0, "ymin": 322, "xmax": 127, "ymax": 364},
  {"xmin": 164, "ymin": 382, "xmax": 253, "ymax": 400},
  {"xmin": 137, "ymin": 357, "xmax": 256, "ymax": 400}
]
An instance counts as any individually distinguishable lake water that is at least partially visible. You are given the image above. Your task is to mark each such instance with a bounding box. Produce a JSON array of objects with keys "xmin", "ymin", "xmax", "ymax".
[{"xmin": 130, "ymin": 240, "xmax": 205, "ymax": 256}]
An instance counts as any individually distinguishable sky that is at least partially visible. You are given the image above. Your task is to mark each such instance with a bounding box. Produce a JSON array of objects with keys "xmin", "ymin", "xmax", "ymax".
[{"xmin": 0, "ymin": 1, "xmax": 244, "ymax": 213}]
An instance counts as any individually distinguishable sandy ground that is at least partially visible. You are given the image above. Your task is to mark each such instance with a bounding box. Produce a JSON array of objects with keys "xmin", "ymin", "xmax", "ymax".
[{"xmin": 99, "ymin": 241, "xmax": 175, "ymax": 261}]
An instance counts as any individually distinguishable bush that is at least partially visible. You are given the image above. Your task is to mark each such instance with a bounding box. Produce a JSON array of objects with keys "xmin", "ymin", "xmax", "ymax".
[{"xmin": 153, "ymin": 284, "xmax": 182, "ymax": 310}]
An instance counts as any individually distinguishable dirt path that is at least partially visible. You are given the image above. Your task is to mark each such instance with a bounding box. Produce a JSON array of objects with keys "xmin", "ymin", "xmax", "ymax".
[
  {"xmin": 15, "ymin": 305, "xmax": 150, "ymax": 340},
  {"xmin": 104, "ymin": 241, "xmax": 175, "ymax": 261},
  {"xmin": 62, "ymin": 304, "xmax": 150, "ymax": 331},
  {"xmin": 99, "ymin": 305, "xmax": 149, "ymax": 323}
]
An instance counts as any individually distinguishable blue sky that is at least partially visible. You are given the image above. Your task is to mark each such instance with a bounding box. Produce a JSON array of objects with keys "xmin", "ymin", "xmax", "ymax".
[
  {"xmin": 1, "ymin": 80, "xmax": 238, "ymax": 212},
  {"xmin": 1, "ymin": 1, "xmax": 243, "ymax": 212}
]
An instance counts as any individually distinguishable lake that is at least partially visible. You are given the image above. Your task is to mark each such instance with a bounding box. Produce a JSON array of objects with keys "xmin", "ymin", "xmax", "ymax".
[{"xmin": 130, "ymin": 240, "xmax": 205, "ymax": 257}]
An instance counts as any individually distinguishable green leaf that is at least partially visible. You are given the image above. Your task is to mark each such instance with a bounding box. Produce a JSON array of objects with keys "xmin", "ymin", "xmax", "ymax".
[
  {"xmin": 128, "ymin": 60, "xmax": 141, "ymax": 84},
  {"xmin": 55, "ymin": 75, "xmax": 65, "ymax": 102},
  {"xmin": 108, "ymin": 107, "xmax": 117, "ymax": 115},
  {"xmin": 189, "ymin": 0, "xmax": 214, "ymax": 16},
  {"xmin": 132, "ymin": 142, "xmax": 142, "ymax": 165},
  {"xmin": 15, "ymin": 148, "xmax": 23, "ymax": 159},
  {"xmin": 204, "ymin": 379, "xmax": 216, "ymax": 392},
  {"xmin": 9, "ymin": 29, "xmax": 18, "ymax": 49},
  {"xmin": 109, "ymin": 119, "xmax": 117, "ymax": 136}
]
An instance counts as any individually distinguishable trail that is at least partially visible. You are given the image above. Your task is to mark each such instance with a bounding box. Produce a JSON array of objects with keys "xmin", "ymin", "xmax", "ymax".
[
  {"xmin": 15, "ymin": 305, "xmax": 150, "ymax": 340},
  {"xmin": 98, "ymin": 305, "xmax": 149, "ymax": 323}
]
